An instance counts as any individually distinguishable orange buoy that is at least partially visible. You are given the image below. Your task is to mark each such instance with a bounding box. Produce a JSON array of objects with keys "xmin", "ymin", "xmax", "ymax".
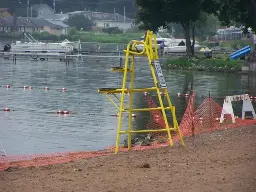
[
  {"xmin": 44, "ymin": 87, "xmax": 49, "ymax": 90},
  {"xmin": 57, "ymin": 110, "xmax": 70, "ymax": 115},
  {"xmin": 63, "ymin": 110, "xmax": 70, "ymax": 115},
  {"xmin": 23, "ymin": 86, "xmax": 32, "ymax": 89},
  {"xmin": 56, "ymin": 110, "xmax": 63, "ymax": 114},
  {"xmin": 4, "ymin": 108, "xmax": 10, "ymax": 112},
  {"xmin": 5, "ymin": 85, "xmax": 11, "ymax": 88}
]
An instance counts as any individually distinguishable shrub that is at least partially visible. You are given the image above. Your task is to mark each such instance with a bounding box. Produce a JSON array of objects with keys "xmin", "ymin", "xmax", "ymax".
[{"xmin": 102, "ymin": 27, "xmax": 122, "ymax": 34}]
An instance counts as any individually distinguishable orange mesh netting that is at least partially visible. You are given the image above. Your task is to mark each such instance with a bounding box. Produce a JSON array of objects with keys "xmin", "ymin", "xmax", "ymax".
[
  {"xmin": 180, "ymin": 93, "xmax": 256, "ymax": 136},
  {"xmin": 144, "ymin": 92, "xmax": 256, "ymax": 141},
  {"xmin": 145, "ymin": 94, "xmax": 168, "ymax": 139}
]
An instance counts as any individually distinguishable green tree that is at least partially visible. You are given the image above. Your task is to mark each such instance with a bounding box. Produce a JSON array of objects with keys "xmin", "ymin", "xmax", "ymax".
[
  {"xmin": 217, "ymin": 0, "xmax": 256, "ymax": 33},
  {"xmin": 135, "ymin": 0, "xmax": 219, "ymax": 56},
  {"xmin": 67, "ymin": 15, "xmax": 93, "ymax": 31},
  {"xmin": 167, "ymin": 23, "xmax": 184, "ymax": 38},
  {"xmin": 195, "ymin": 14, "xmax": 219, "ymax": 39}
]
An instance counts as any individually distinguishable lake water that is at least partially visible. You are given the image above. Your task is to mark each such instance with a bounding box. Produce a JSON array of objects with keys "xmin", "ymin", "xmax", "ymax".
[{"xmin": 0, "ymin": 41, "xmax": 256, "ymax": 156}]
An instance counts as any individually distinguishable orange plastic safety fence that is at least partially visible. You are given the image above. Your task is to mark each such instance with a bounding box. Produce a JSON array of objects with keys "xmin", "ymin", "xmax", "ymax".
[
  {"xmin": 146, "ymin": 92, "xmax": 256, "ymax": 140},
  {"xmin": 145, "ymin": 94, "xmax": 169, "ymax": 139},
  {"xmin": 179, "ymin": 92, "xmax": 195, "ymax": 137},
  {"xmin": 180, "ymin": 95, "xmax": 256, "ymax": 136}
]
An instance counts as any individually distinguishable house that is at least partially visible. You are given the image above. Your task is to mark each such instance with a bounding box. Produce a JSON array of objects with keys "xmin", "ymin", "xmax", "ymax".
[
  {"xmin": 0, "ymin": 8, "xmax": 12, "ymax": 18},
  {"xmin": 31, "ymin": 4, "xmax": 54, "ymax": 18},
  {"xmin": 43, "ymin": 13, "xmax": 69, "ymax": 22},
  {"xmin": 84, "ymin": 11, "xmax": 134, "ymax": 31},
  {"xmin": 0, "ymin": 17, "xmax": 68, "ymax": 36},
  {"xmin": 0, "ymin": 17, "xmax": 37, "ymax": 33},
  {"xmin": 217, "ymin": 26, "xmax": 243, "ymax": 40},
  {"xmin": 45, "ymin": 19, "xmax": 68, "ymax": 35}
]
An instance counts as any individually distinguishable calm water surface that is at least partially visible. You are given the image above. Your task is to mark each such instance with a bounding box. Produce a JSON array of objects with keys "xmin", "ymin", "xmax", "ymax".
[{"xmin": 0, "ymin": 41, "xmax": 255, "ymax": 155}]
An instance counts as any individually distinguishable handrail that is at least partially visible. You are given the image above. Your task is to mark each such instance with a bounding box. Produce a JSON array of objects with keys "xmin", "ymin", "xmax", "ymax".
[
  {"xmin": 24, "ymin": 32, "xmax": 38, "ymax": 43},
  {"xmin": 123, "ymin": 31, "xmax": 159, "ymax": 60}
]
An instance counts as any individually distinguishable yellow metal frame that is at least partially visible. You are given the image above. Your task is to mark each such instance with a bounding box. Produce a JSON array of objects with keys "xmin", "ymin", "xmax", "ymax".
[{"xmin": 98, "ymin": 30, "xmax": 184, "ymax": 154}]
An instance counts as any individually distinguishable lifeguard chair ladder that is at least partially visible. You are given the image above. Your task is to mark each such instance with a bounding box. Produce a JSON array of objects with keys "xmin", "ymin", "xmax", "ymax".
[{"xmin": 98, "ymin": 30, "xmax": 184, "ymax": 154}]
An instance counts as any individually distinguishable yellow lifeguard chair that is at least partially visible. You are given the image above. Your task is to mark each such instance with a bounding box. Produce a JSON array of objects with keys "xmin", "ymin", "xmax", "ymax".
[{"xmin": 98, "ymin": 30, "xmax": 184, "ymax": 154}]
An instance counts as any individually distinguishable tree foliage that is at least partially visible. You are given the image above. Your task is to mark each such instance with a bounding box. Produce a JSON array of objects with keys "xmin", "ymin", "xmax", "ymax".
[
  {"xmin": 67, "ymin": 15, "xmax": 92, "ymax": 31},
  {"xmin": 135, "ymin": 0, "xmax": 219, "ymax": 56},
  {"xmin": 167, "ymin": 14, "xmax": 219, "ymax": 40},
  {"xmin": 217, "ymin": 0, "xmax": 256, "ymax": 32}
]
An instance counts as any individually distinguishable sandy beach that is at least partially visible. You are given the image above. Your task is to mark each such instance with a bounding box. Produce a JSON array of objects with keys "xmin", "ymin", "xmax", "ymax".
[{"xmin": 0, "ymin": 125, "xmax": 256, "ymax": 192}]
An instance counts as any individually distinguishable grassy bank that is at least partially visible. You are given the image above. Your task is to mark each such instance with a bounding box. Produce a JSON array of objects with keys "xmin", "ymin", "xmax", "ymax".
[
  {"xmin": 165, "ymin": 57, "xmax": 245, "ymax": 73},
  {"xmin": 74, "ymin": 31, "xmax": 143, "ymax": 43},
  {"xmin": 0, "ymin": 30, "xmax": 144, "ymax": 43}
]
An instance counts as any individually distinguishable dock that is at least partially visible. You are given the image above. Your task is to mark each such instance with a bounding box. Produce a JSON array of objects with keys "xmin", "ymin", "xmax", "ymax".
[{"xmin": 0, "ymin": 51, "xmax": 152, "ymax": 65}]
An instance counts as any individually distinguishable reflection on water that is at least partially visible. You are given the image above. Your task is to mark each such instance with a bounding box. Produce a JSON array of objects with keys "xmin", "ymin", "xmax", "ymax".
[{"xmin": 0, "ymin": 44, "xmax": 256, "ymax": 155}]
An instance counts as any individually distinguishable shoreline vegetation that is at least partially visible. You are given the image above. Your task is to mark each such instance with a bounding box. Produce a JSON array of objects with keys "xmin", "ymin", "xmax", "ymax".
[
  {"xmin": 164, "ymin": 57, "xmax": 245, "ymax": 73},
  {"xmin": 0, "ymin": 30, "xmax": 144, "ymax": 44}
]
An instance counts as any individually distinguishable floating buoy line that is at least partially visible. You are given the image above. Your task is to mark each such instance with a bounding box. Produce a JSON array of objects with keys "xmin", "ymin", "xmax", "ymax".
[
  {"xmin": 1, "ymin": 85, "xmax": 256, "ymax": 101},
  {"xmin": 1, "ymin": 85, "xmax": 256, "ymax": 117}
]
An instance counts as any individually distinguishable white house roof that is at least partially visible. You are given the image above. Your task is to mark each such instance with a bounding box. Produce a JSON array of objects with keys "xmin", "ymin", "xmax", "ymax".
[
  {"xmin": 31, "ymin": 4, "xmax": 54, "ymax": 12},
  {"xmin": 66, "ymin": 11, "xmax": 85, "ymax": 15},
  {"xmin": 47, "ymin": 19, "xmax": 68, "ymax": 28},
  {"xmin": 0, "ymin": 16, "xmax": 68, "ymax": 29},
  {"xmin": 84, "ymin": 11, "xmax": 133, "ymax": 22},
  {"xmin": 43, "ymin": 13, "xmax": 69, "ymax": 21}
]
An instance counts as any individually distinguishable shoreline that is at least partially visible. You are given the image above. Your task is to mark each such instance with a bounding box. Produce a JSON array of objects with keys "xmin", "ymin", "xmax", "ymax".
[
  {"xmin": 1, "ymin": 117, "xmax": 256, "ymax": 172},
  {"xmin": 0, "ymin": 125, "xmax": 255, "ymax": 192}
]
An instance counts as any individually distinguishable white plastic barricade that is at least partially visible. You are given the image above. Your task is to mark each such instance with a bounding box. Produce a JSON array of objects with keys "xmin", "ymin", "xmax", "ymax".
[{"xmin": 220, "ymin": 94, "xmax": 256, "ymax": 123}]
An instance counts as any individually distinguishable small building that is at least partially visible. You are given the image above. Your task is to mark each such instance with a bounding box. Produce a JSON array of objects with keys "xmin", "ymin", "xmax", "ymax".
[
  {"xmin": 31, "ymin": 4, "xmax": 54, "ymax": 18},
  {"xmin": 0, "ymin": 17, "xmax": 37, "ymax": 33},
  {"xmin": 45, "ymin": 20, "xmax": 68, "ymax": 35},
  {"xmin": 217, "ymin": 26, "xmax": 243, "ymax": 40},
  {"xmin": 0, "ymin": 17, "xmax": 68, "ymax": 36},
  {"xmin": 0, "ymin": 8, "xmax": 12, "ymax": 18},
  {"xmin": 84, "ymin": 11, "xmax": 134, "ymax": 31}
]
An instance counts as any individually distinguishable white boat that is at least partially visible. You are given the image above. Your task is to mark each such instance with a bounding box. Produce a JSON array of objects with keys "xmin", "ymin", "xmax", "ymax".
[
  {"xmin": 135, "ymin": 34, "xmax": 203, "ymax": 54},
  {"xmin": 11, "ymin": 41, "xmax": 74, "ymax": 53},
  {"xmin": 135, "ymin": 34, "xmax": 164, "ymax": 51},
  {"xmin": 9, "ymin": 33, "xmax": 79, "ymax": 54},
  {"xmin": 164, "ymin": 39, "xmax": 202, "ymax": 54},
  {"xmin": 61, "ymin": 39, "xmax": 81, "ymax": 52}
]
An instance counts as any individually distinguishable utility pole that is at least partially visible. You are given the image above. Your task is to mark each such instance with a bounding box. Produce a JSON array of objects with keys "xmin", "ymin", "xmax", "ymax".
[
  {"xmin": 114, "ymin": 8, "xmax": 116, "ymax": 27},
  {"xmin": 53, "ymin": 0, "xmax": 56, "ymax": 14},
  {"xmin": 27, "ymin": 0, "xmax": 29, "ymax": 19},
  {"xmin": 124, "ymin": 6, "xmax": 126, "ymax": 23}
]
